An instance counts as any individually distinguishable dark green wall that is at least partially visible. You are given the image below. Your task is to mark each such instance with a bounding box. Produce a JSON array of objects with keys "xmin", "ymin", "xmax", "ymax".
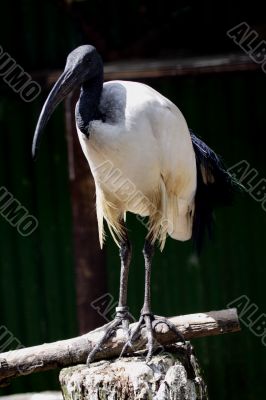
[
  {"xmin": 0, "ymin": 92, "xmax": 77, "ymax": 394},
  {"xmin": 0, "ymin": 0, "xmax": 265, "ymax": 398},
  {"xmin": 0, "ymin": 1, "xmax": 80, "ymax": 393}
]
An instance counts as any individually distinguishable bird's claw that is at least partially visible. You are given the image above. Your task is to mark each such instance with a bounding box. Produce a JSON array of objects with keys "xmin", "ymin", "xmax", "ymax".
[
  {"xmin": 86, "ymin": 307, "xmax": 132, "ymax": 366},
  {"xmin": 152, "ymin": 315, "xmax": 186, "ymax": 344},
  {"xmin": 121, "ymin": 313, "xmax": 186, "ymax": 363},
  {"xmin": 119, "ymin": 339, "xmax": 134, "ymax": 359},
  {"xmin": 87, "ymin": 309, "xmax": 185, "ymax": 365}
]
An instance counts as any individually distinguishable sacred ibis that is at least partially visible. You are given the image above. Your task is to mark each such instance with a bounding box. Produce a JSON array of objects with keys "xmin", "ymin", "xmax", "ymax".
[{"xmin": 32, "ymin": 45, "xmax": 236, "ymax": 363}]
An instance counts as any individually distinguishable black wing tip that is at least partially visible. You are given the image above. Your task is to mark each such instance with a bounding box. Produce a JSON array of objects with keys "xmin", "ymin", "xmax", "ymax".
[{"xmin": 190, "ymin": 130, "xmax": 238, "ymax": 253}]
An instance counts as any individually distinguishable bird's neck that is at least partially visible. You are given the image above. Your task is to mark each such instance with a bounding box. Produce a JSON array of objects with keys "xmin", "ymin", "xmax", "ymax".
[{"xmin": 75, "ymin": 71, "xmax": 103, "ymax": 136}]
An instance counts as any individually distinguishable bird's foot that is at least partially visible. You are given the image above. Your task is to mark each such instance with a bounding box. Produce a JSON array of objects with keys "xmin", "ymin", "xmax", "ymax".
[
  {"xmin": 86, "ymin": 306, "xmax": 133, "ymax": 366},
  {"xmin": 121, "ymin": 311, "xmax": 185, "ymax": 362}
]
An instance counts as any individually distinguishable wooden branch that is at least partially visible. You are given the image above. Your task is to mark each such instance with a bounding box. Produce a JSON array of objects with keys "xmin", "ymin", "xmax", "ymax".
[
  {"xmin": 0, "ymin": 308, "xmax": 240, "ymax": 386},
  {"xmin": 32, "ymin": 53, "xmax": 259, "ymax": 88}
]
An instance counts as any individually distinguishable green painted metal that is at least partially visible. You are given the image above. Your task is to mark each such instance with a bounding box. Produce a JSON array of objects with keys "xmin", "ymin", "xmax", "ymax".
[
  {"xmin": 0, "ymin": 2, "xmax": 81, "ymax": 395},
  {"xmin": 0, "ymin": 1, "xmax": 265, "ymax": 397},
  {"xmin": 106, "ymin": 73, "xmax": 266, "ymax": 400},
  {"xmin": 0, "ymin": 94, "xmax": 77, "ymax": 394}
]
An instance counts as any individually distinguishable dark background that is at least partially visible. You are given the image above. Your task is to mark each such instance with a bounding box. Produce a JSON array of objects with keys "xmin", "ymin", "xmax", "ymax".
[{"xmin": 0, "ymin": 1, "xmax": 266, "ymax": 399}]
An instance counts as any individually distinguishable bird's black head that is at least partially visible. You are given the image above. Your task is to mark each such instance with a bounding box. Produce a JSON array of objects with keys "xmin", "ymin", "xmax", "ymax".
[
  {"xmin": 65, "ymin": 45, "xmax": 102, "ymax": 81},
  {"xmin": 32, "ymin": 45, "xmax": 103, "ymax": 159}
]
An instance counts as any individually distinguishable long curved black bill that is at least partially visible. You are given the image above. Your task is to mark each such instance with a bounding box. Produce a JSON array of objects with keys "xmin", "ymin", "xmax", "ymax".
[{"xmin": 32, "ymin": 70, "xmax": 77, "ymax": 160}]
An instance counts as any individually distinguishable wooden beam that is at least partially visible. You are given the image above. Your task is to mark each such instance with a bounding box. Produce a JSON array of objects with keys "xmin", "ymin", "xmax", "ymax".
[
  {"xmin": 103, "ymin": 53, "xmax": 259, "ymax": 80},
  {"xmin": 33, "ymin": 53, "xmax": 259, "ymax": 88},
  {"xmin": 0, "ymin": 308, "xmax": 240, "ymax": 386}
]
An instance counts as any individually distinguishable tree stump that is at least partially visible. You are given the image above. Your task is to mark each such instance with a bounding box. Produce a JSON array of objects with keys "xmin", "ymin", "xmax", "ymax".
[{"xmin": 59, "ymin": 344, "xmax": 208, "ymax": 400}]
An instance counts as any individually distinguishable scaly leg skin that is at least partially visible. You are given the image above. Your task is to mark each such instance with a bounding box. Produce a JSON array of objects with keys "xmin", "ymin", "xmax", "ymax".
[
  {"xmin": 121, "ymin": 239, "xmax": 185, "ymax": 362},
  {"xmin": 86, "ymin": 232, "xmax": 132, "ymax": 366}
]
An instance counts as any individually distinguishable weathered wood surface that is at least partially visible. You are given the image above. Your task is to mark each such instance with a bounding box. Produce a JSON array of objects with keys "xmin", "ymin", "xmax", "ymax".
[
  {"xmin": 34, "ymin": 53, "xmax": 259, "ymax": 87},
  {"xmin": 0, "ymin": 308, "xmax": 240, "ymax": 386},
  {"xmin": 60, "ymin": 346, "xmax": 208, "ymax": 400}
]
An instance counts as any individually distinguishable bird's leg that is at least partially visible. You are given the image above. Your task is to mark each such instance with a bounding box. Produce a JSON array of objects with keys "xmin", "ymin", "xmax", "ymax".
[
  {"xmin": 86, "ymin": 232, "xmax": 132, "ymax": 365},
  {"xmin": 116, "ymin": 233, "xmax": 133, "ymax": 333},
  {"xmin": 121, "ymin": 239, "xmax": 185, "ymax": 362}
]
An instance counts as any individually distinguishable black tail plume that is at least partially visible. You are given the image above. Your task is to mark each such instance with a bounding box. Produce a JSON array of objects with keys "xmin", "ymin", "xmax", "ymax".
[{"xmin": 190, "ymin": 130, "xmax": 239, "ymax": 253}]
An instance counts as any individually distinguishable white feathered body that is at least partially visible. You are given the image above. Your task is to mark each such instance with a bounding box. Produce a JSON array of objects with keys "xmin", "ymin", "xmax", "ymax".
[{"xmin": 76, "ymin": 80, "xmax": 197, "ymax": 249}]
